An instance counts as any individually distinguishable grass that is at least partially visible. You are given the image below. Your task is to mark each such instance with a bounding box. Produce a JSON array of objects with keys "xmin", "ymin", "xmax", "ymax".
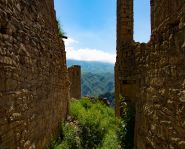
[
  {"xmin": 57, "ymin": 20, "xmax": 66, "ymax": 38},
  {"xmin": 49, "ymin": 97, "xmax": 120, "ymax": 149}
]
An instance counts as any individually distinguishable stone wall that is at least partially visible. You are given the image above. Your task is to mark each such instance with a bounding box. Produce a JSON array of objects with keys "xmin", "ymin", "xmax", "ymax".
[
  {"xmin": 115, "ymin": 0, "xmax": 134, "ymax": 117},
  {"xmin": 0, "ymin": 0, "xmax": 69, "ymax": 148},
  {"xmin": 68, "ymin": 65, "xmax": 81, "ymax": 99},
  {"xmin": 115, "ymin": 0, "xmax": 185, "ymax": 148}
]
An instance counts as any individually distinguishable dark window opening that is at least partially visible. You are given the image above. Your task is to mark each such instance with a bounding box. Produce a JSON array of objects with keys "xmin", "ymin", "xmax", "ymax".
[{"xmin": 122, "ymin": 80, "xmax": 128, "ymax": 84}]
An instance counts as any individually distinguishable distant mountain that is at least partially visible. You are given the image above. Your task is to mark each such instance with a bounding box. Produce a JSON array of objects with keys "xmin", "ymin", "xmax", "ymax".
[
  {"xmin": 67, "ymin": 59, "xmax": 114, "ymax": 74},
  {"xmin": 81, "ymin": 72, "xmax": 114, "ymax": 97},
  {"xmin": 67, "ymin": 59, "xmax": 115, "ymax": 101}
]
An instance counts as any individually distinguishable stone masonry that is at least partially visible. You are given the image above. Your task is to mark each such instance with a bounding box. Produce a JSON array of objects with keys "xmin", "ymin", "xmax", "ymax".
[
  {"xmin": 0, "ymin": 0, "xmax": 69, "ymax": 148},
  {"xmin": 115, "ymin": 0, "xmax": 185, "ymax": 148},
  {"xmin": 68, "ymin": 65, "xmax": 81, "ymax": 99}
]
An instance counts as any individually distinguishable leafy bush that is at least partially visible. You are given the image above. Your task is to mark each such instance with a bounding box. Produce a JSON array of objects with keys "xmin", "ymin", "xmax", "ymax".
[
  {"xmin": 53, "ymin": 98, "xmax": 120, "ymax": 149},
  {"xmin": 118, "ymin": 97, "xmax": 135, "ymax": 149},
  {"xmin": 70, "ymin": 98, "xmax": 119, "ymax": 148},
  {"xmin": 58, "ymin": 122, "xmax": 81, "ymax": 149},
  {"xmin": 101, "ymin": 129, "xmax": 120, "ymax": 149}
]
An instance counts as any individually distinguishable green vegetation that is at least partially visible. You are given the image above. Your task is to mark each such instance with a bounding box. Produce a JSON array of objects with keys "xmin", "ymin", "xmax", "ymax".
[
  {"xmin": 67, "ymin": 60, "xmax": 114, "ymax": 74},
  {"xmin": 57, "ymin": 20, "xmax": 66, "ymax": 38},
  {"xmin": 118, "ymin": 97, "xmax": 135, "ymax": 149},
  {"xmin": 67, "ymin": 60, "xmax": 115, "ymax": 103},
  {"xmin": 65, "ymin": 60, "xmax": 136, "ymax": 148},
  {"xmin": 99, "ymin": 92, "xmax": 115, "ymax": 107},
  {"xmin": 49, "ymin": 98, "xmax": 120, "ymax": 149},
  {"xmin": 82, "ymin": 72, "xmax": 114, "ymax": 97}
]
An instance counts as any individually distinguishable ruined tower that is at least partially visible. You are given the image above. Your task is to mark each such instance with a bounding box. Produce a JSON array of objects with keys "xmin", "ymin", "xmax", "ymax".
[
  {"xmin": 116, "ymin": 0, "xmax": 185, "ymax": 148},
  {"xmin": 68, "ymin": 65, "xmax": 81, "ymax": 99},
  {"xmin": 115, "ymin": 0, "xmax": 134, "ymax": 117},
  {"xmin": 117, "ymin": 0, "xmax": 133, "ymax": 47}
]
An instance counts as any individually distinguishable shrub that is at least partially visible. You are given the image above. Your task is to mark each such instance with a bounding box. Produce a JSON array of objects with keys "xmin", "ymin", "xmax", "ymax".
[
  {"xmin": 53, "ymin": 98, "xmax": 120, "ymax": 149},
  {"xmin": 70, "ymin": 98, "xmax": 116, "ymax": 148},
  {"xmin": 53, "ymin": 122, "xmax": 81, "ymax": 149},
  {"xmin": 101, "ymin": 129, "xmax": 120, "ymax": 149},
  {"xmin": 56, "ymin": 20, "xmax": 66, "ymax": 38},
  {"xmin": 118, "ymin": 96, "xmax": 135, "ymax": 149}
]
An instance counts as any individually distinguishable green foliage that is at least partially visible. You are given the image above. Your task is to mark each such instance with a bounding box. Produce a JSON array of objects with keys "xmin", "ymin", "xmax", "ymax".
[
  {"xmin": 101, "ymin": 130, "xmax": 120, "ymax": 149},
  {"xmin": 99, "ymin": 92, "xmax": 115, "ymax": 107},
  {"xmin": 67, "ymin": 60, "xmax": 114, "ymax": 74},
  {"xmin": 58, "ymin": 122, "xmax": 81, "ymax": 149},
  {"xmin": 56, "ymin": 20, "xmax": 65, "ymax": 38},
  {"xmin": 81, "ymin": 72, "xmax": 114, "ymax": 97},
  {"xmin": 48, "ymin": 122, "xmax": 80, "ymax": 149},
  {"xmin": 118, "ymin": 96, "xmax": 135, "ymax": 149},
  {"xmin": 70, "ymin": 98, "xmax": 119, "ymax": 148},
  {"xmin": 67, "ymin": 60, "xmax": 115, "ymax": 103},
  {"xmin": 53, "ymin": 98, "xmax": 120, "ymax": 149}
]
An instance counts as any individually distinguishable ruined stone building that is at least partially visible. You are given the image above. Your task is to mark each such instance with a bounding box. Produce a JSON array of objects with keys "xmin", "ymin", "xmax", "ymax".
[
  {"xmin": 68, "ymin": 65, "xmax": 81, "ymax": 99},
  {"xmin": 0, "ymin": 0, "xmax": 69, "ymax": 148},
  {"xmin": 115, "ymin": 0, "xmax": 185, "ymax": 148}
]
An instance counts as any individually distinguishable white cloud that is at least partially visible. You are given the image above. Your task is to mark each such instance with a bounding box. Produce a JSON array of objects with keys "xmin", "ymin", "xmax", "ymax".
[
  {"xmin": 66, "ymin": 47, "xmax": 116, "ymax": 63},
  {"xmin": 64, "ymin": 37, "xmax": 116, "ymax": 63},
  {"xmin": 63, "ymin": 38, "xmax": 78, "ymax": 46}
]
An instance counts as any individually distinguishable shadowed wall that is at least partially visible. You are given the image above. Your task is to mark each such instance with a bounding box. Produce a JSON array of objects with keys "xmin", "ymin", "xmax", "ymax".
[
  {"xmin": 0, "ymin": 0, "xmax": 69, "ymax": 148},
  {"xmin": 115, "ymin": 0, "xmax": 185, "ymax": 148}
]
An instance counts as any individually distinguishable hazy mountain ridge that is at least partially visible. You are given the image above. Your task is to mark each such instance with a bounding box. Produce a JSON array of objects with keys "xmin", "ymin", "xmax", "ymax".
[
  {"xmin": 67, "ymin": 59, "xmax": 114, "ymax": 73},
  {"xmin": 82, "ymin": 72, "xmax": 114, "ymax": 96},
  {"xmin": 67, "ymin": 60, "xmax": 115, "ymax": 97}
]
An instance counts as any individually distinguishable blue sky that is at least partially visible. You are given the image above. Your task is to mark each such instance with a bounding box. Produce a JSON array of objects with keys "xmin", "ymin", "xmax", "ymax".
[{"xmin": 54, "ymin": 0, "xmax": 150, "ymax": 63}]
